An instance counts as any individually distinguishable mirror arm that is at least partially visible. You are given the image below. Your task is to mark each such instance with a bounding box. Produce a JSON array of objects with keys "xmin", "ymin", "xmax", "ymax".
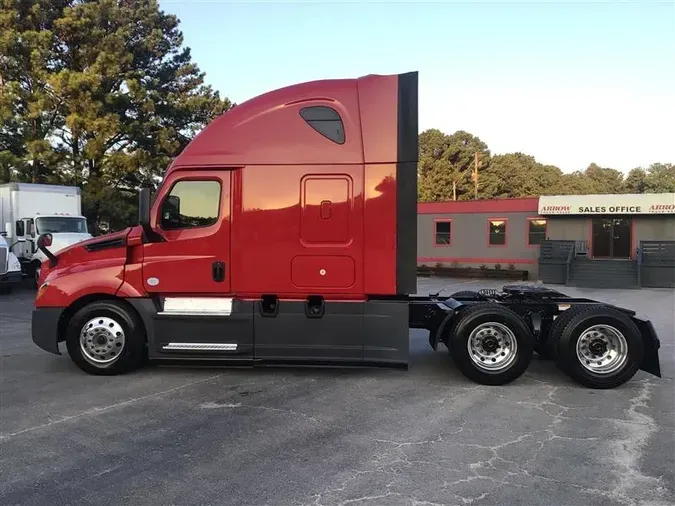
[{"xmin": 37, "ymin": 235, "xmax": 58, "ymax": 267}]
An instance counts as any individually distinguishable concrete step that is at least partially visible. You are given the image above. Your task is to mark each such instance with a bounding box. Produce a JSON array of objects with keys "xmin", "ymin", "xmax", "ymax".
[
  {"xmin": 571, "ymin": 263, "xmax": 637, "ymax": 271},
  {"xmin": 567, "ymin": 279, "xmax": 639, "ymax": 289}
]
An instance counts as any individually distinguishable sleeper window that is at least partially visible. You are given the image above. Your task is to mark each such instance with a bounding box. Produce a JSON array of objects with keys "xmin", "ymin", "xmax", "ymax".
[
  {"xmin": 300, "ymin": 106, "xmax": 345, "ymax": 144},
  {"xmin": 160, "ymin": 180, "xmax": 221, "ymax": 230}
]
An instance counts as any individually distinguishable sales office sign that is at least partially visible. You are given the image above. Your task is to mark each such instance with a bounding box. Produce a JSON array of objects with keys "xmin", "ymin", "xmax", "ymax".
[{"xmin": 538, "ymin": 193, "xmax": 675, "ymax": 215}]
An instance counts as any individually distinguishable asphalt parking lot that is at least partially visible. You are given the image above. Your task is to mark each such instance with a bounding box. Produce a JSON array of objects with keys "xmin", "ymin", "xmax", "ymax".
[{"xmin": 1, "ymin": 278, "xmax": 673, "ymax": 506}]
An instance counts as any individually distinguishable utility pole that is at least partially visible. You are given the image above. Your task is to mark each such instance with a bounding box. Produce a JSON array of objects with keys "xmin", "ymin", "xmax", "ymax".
[
  {"xmin": 472, "ymin": 152, "xmax": 480, "ymax": 200},
  {"xmin": 452, "ymin": 180, "xmax": 456, "ymax": 201}
]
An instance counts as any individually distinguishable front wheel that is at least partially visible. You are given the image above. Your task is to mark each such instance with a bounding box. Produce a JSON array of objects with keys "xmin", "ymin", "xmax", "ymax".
[
  {"xmin": 446, "ymin": 303, "xmax": 534, "ymax": 386},
  {"xmin": 553, "ymin": 306, "xmax": 644, "ymax": 389},
  {"xmin": 65, "ymin": 300, "xmax": 147, "ymax": 376}
]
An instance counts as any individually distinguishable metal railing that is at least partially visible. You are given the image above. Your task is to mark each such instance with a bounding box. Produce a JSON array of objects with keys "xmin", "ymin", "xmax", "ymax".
[
  {"xmin": 638, "ymin": 241, "xmax": 675, "ymax": 289},
  {"xmin": 565, "ymin": 242, "xmax": 577, "ymax": 283}
]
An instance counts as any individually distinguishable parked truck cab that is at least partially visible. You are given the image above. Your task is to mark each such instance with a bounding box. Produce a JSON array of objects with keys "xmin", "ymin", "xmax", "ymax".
[
  {"xmin": 0, "ymin": 183, "xmax": 92, "ymax": 284},
  {"xmin": 0, "ymin": 225, "xmax": 22, "ymax": 293},
  {"xmin": 31, "ymin": 71, "xmax": 661, "ymax": 389}
]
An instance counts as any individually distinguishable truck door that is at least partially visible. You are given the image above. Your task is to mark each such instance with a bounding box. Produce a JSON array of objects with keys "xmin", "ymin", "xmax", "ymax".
[
  {"xmin": 143, "ymin": 171, "xmax": 231, "ymax": 294},
  {"xmin": 14, "ymin": 218, "xmax": 34, "ymax": 261},
  {"xmin": 141, "ymin": 169, "xmax": 254, "ymax": 359}
]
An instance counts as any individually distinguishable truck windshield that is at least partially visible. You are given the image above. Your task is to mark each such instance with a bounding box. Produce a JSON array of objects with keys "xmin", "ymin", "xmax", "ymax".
[{"xmin": 36, "ymin": 217, "xmax": 88, "ymax": 234}]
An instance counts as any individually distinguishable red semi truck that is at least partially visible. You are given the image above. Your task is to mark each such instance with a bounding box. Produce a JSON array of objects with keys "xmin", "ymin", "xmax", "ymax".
[{"xmin": 31, "ymin": 71, "xmax": 661, "ymax": 389}]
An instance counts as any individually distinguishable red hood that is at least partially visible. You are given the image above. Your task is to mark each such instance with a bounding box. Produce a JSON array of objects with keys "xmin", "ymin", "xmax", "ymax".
[{"xmin": 38, "ymin": 227, "xmax": 135, "ymax": 286}]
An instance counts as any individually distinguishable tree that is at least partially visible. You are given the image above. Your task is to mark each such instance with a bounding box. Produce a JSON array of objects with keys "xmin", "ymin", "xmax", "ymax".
[
  {"xmin": 624, "ymin": 167, "xmax": 648, "ymax": 193},
  {"xmin": 479, "ymin": 152, "xmax": 564, "ymax": 198},
  {"xmin": 415, "ymin": 128, "xmax": 674, "ymax": 201},
  {"xmin": 582, "ymin": 163, "xmax": 626, "ymax": 194},
  {"xmin": 418, "ymin": 129, "xmax": 490, "ymax": 201},
  {"xmin": 643, "ymin": 163, "xmax": 675, "ymax": 193},
  {"xmin": 0, "ymin": 0, "xmax": 68, "ymax": 184},
  {"xmin": 0, "ymin": 0, "xmax": 231, "ymax": 231}
]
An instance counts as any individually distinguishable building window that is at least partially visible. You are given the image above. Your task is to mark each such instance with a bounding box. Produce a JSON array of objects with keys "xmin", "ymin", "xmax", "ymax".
[
  {"xmin": 527, "ymin": 218, "xmax": 547, "ymax": 245},
  {"xmin": 434, "ymin": 220, "xmax": 452, "ymax": 245},
  {"xmin": 160, "ymin": 180, "xmax": 221, "ymax": 230},
  {"xmin": 488, "ymin": 219, "xmax": 507, "ymax": 246},
  {"xmin": 299, "ymin": 106, "xmax": 345, "ymax": 144}
]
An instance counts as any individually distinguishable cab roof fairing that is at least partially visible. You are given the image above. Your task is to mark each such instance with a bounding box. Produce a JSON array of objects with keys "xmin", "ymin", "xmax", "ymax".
[{"xmin": 165, "ymin": 72, "xmax": 413, "ymax": 173}]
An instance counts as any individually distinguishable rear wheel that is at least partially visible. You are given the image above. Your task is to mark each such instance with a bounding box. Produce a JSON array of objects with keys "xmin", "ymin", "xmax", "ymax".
[
  {"xmin": 446, "ymin": 303, "xmax": 534, "ymax": 386},
  {"xmin": 553, "ymin": 306, "xmax": 644, "ymax": 389},
  {"xmin": 65, "ymin": 300, "xmax": 147, "ymax": 376}
]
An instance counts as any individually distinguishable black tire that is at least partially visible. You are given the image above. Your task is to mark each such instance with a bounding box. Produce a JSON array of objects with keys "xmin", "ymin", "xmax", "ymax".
[
  {"xmin": 544, "ymin": 304, "xmax": 607, "ymax": 362},
  {"xmin": 0, "ymin": 285, "xmax": 12, "ymax": 294},
  {"xmin": 33, "ymin": 263, "xmax": 41, "ymax": 289},
  {"xmin": 534, "ymin": 311, "xmax": 567, "ymax": 360},
  {"xmin": 553, "ymin": 305, "xmax": 644, "ymax": 389},
  {"xmin": 65, "ymin": 300, "xmax": 147, "ymax": 376},
  {"xmin": 446, "ymin": 302, "xmax": 534, "ymax": 386}
]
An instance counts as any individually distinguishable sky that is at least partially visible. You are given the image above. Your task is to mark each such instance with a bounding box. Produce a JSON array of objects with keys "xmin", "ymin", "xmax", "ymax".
[{"xmin": 158, "ymin": 0, "xmax": 674, "ymax": 174}]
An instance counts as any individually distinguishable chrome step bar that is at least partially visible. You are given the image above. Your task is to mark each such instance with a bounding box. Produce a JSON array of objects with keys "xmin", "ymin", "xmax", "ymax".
[{"xmin": 162, "ymin": 342, "xmax": 238, "ymax": 351}]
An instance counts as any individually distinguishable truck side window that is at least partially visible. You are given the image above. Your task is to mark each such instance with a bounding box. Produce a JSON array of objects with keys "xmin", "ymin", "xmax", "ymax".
[
  {"xmin": 159, "ymin": 180, "xmax": 221, "ymax": 230},
  {"xmin": 15, "ymin": 221, "xmax": 24, "ymax": 236},
  {"xmin": 299, "ymin": 106, "xmax": 345, "ymax": 144}
]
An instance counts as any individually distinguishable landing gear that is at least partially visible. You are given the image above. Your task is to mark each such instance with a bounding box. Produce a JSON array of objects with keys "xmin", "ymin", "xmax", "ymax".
[{"xmin": 445, "ymin": 303, "xmax": 534, "ymax": 386}]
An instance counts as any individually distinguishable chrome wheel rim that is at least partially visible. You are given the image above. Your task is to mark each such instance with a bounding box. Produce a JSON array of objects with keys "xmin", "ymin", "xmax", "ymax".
[
  {"xmin": 467, "ymin": 322, "xmax": 518, "ymax": 372},
  {"xmin": 575, "ymin": 324, "xmax": 628, "ymax": 374},
  {"xmin": 79, "ymin": 316, "xmax": 125, "ymax": 366}
]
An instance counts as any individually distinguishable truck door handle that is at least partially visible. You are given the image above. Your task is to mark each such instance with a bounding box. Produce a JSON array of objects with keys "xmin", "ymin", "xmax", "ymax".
[
  {"xmin": 320, "ymin": 200, "xmax": 332, "ymax": 219},
  {"xmin": 212, "ymin": 261, "xmax": 225, "ymax": 282}
]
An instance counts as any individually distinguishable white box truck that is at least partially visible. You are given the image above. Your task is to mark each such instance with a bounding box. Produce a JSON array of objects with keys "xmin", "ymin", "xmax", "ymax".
[{"xmin": 0, "ymin": 183, "xmax": 92, "ymax": 284}]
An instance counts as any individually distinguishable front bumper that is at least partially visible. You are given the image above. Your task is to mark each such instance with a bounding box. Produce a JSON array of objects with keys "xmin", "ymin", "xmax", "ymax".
[
  {"xmin": 0, "ymin": 271, "xmax": 22, "ymax": 285},
  {"xmin": 31, "ymin": 307, "xmax": 65, "ymax": 355}
]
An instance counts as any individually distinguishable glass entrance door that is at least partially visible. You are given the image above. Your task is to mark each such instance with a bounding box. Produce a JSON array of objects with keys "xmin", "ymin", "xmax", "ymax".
[{"xmin": 591, "ymin": 218, "xmax": 632, "ymax": 259}]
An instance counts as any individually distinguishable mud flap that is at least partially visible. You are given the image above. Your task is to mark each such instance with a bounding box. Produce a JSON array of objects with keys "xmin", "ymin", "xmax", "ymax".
[
  {"xmin": 428, "ymin": 300, "xmax": 461, "ymax": 350},
  {"xmin": 632, "ymin": 316, "xmax": 662, "ymax": 377}
]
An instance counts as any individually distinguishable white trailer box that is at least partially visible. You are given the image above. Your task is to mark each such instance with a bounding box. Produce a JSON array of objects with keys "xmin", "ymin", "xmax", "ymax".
[{"xmin": 0, "ymin": 183, "xmax": 92, "ymax": 281}]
